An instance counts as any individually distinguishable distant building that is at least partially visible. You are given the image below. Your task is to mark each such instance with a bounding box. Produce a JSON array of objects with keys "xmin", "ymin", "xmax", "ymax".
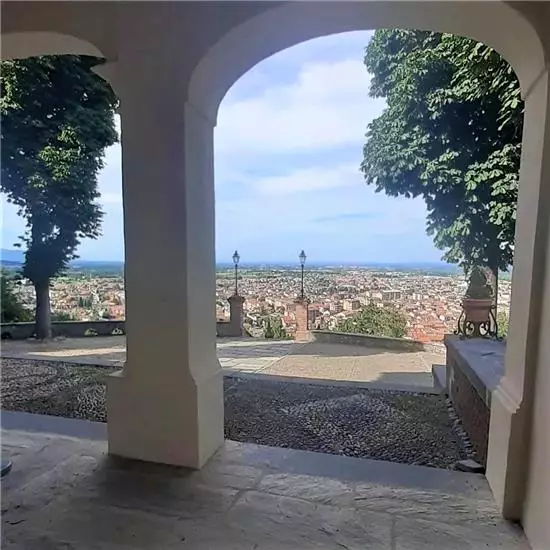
[
  {"xmin": 382, "ymin": 290, "xmax": 401, "ymax": 302},
  {"xmin": 108, "ymin": 305, "xmax": 126, "ymax": 319},
  {"xmin": 342, "ymin": 299, "xmax": 361, "ymax": 311}
]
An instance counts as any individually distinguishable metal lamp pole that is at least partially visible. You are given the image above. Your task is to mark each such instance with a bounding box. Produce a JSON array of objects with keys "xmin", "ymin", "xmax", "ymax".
[
  {"xmin": 232, "ymin": 250, "xmax": 240, "ymax": 295},
  {"xmin": 299, "ymin": 250, "xmax": 307, "ymax": 299}
]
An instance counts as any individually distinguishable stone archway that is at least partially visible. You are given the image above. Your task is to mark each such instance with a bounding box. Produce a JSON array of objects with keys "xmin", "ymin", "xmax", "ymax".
[
  {"xmin": 1, "ymin": 31, "xmax": 104, "ymax": 60},
  {"xmin": 188, "ymin": 2, "xmax": 544, "ymax": 123},
  {"xmin": 186, "ymin": 2, "xmax": 550, "ymax": 541},
  {"xmin": 2, "ymin": 4, "xmax": 549, "ymax": 545}
]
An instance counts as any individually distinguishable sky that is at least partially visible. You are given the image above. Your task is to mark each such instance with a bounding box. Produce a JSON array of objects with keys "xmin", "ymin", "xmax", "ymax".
[{"xmin": 1, "ymin": 31, "xmax": 443, "ymax": 265}]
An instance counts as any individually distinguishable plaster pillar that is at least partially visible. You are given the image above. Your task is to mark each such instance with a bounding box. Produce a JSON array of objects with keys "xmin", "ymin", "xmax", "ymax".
[
  {"xmin": 486, "ymin": 67, "xmax": 550, "ymax": 519},
  {"xmin": 100, "ymin": 49, "xmax": 223, "ymax": 468},
  {"xmin": 228, "ymin": 294, "xmax": 245, "ymax": 337},
  {"xmin": 294, "ymin": 298, "xmax": 310, "ymax": 342}
]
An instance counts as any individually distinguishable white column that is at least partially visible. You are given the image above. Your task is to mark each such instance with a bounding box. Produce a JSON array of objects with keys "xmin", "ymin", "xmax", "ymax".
[
  {"xmin": 100, "ymin": 50, "xmax": 223, "ymax": 468},
  {"xmin": 487, "ymin": 67, "xmax": 550, "ymax": 519}
]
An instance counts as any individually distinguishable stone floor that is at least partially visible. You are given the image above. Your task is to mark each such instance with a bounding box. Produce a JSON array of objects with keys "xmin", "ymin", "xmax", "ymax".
[
  {"xmin": 0, "ymin": 336, "xmax": 297, "ymax": 373},
  {"xmin": 1, "ymin": 413, "xmax": 529, "ymax": 549},
  {"xmin": 264, "ymin": 342, "xmax": 442, "ymax": 389},
  {"xmin": 1, "ymin": 336, "xmax": 442, "ymax": 389}
]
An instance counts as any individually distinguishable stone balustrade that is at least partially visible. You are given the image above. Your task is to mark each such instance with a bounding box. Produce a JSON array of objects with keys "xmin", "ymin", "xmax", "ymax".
[{"xmin": 1, "ymin": 296, "xmax": 247, "ymax": 340}]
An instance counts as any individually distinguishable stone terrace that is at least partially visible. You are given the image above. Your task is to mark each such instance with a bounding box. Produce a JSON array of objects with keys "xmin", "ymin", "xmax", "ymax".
[{"xmin": 1, "ymin": 336, "xmax": 443, "ymax": 389}]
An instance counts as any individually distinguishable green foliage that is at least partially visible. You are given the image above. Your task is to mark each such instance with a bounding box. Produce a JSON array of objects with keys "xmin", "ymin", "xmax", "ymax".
[
  {"xmin": 497, "ymin": 311, "xmax": 509, "ymax": 339},
  {"xmin": 262, "ymin": 316, "xmax": 289, "ymax": 340},
  {"xmin": 465, "ymin": 266, "xmax": 493, "ymax": 300},
  {"xmin": 271, "ymin": 317, "xmax": 289, "ymax": 339},
  {"xmin": 51, "ymin": 311, "xmax": 75, "ymax": 322},
  {"xmin": 334, "ymin": 303, "xmax": 407, "ymax": 339},
  {"xmin": 77, "ymin": 296, "xmax": 93, "ymax": 308},
  {"xmin": 362, "ymin": 30, "xmax": 522, "ymax": 273},
  {"xmin": 1, "ymin": 55, "xmax": 118, "ymax": 336},
  {"xmin": 263, "ymin": 318, "xmax": 275, "ymax": 339},
  {"xmin": 0, "ymin": 271, "xmax": 33, "ymax": 322}
]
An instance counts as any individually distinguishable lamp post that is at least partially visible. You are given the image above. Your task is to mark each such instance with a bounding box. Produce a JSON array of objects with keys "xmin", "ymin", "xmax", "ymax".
[
  {"xmin": 232, "ymin": 250, "xmax": 240, "ymax": 296},
  {"xmin": 299, "ymin": 250, "xmax": 307, "ymax": 299}
]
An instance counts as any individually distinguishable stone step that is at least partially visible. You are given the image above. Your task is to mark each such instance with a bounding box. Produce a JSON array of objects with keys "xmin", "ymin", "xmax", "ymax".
[{"xmin": 432, "ymin": 364, "xmax": 447, "ymax": 394}]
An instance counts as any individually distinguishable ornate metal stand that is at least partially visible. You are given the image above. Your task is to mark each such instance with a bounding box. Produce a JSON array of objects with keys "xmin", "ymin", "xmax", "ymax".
[{"xmin": 455, "ymin": 306, "xmax": 499, "ymax": 339}]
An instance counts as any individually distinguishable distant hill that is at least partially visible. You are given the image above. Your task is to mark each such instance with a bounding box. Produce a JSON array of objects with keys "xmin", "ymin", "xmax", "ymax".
[{"xmin": 0, "ymin": 249, "xmax": 466, "ymax": 276}]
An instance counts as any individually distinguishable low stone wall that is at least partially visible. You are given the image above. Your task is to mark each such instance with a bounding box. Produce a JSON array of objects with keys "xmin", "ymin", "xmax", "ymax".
[
  {"xmin": 3, "ymin": 319, "xmax": 243, "ymax": 339},
  {"xmin": 1, "ymin": 320, "xmax": 125, "ymax": 340},
  {"xmin": 216, "ymin": 321, "xmax": 238, "ymax": 338},
  {"xmin": 311, "ymin": 330, "xmax": 430, "ymax": 352},
  {"xmin": 444, "ymin": 335, "xmax": 505, "ymax": 467}
]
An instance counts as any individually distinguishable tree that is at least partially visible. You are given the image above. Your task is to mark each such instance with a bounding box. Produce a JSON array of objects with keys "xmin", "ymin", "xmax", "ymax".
[
  {"xmin": 1, "ymin": 56, "xmax": 118, "ymax": 338},
  {"xmin": 270, "ymin": 316, "xmax": 289, "ymax": 340},
  {"xmin": 78, "ymin": 296, "xmax": 93, "ymax": 308},
  {"xmin": 334, "ymin": 303, "xmax": 408, "ymax": 339},
  {"xmin": 264, "ymin": 318, "xmax": 275, "ymax": 339},
  {"xmin": 361, "ymin": 30, "xmax": 523, "ymax": 295},
  {"xmin": 1, "ymin": 270, "xmax": 33, "ymax": 323}
]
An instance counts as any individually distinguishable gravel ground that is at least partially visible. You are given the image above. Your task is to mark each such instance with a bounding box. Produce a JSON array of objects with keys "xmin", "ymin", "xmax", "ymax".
[
  {"xmin": 1, "ymin": 358, "xmax": 469, "ymax": 469},
  {"xmin": 1, "ymin": 358, "xmax": 116, "ymax": 422}
]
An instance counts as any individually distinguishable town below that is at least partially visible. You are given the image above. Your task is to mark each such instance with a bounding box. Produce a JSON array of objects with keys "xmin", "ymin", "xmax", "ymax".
[{"xmin": 7, "ymin": 264, "xmax": 512, "ymax": 343}]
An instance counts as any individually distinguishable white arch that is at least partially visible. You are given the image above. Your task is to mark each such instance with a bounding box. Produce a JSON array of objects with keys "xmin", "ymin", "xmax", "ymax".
[
  {"xmin": 188, "ymin": 1, "xmax": 546, "ymax": 123},
  {"xmin": 1, "ymin": 31, "xmax": 104, "ymax": 61}
]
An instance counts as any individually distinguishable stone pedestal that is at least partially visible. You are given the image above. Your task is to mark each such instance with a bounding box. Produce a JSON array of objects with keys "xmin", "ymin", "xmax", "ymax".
[
  {"xmin": 444, "ymin": 335, "xmax": 505, "ymax": 467},
  {"xmin": 294, "ymin": 298, "xmax": 310, "ymax": 342},
  {"xmin": 228, "ymin": 294, "xmax": 245, "ymax": 337}
]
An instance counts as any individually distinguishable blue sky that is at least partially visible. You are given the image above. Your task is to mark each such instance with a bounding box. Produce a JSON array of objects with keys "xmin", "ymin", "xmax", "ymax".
[{"xmin": 1, "ymin": 31, "xmax": 443, "ymax": 264}]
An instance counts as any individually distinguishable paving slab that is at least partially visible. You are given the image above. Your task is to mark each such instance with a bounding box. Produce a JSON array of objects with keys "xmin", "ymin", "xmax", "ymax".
[
  {"xmin": 1, "ymin": 336, "xmax": 441, "ymax": 387},
  {"xmin": 2, "ymin": 336, "xmax": 299, "ymax": 374},
  {"xmin": 1, "ymin": 414, "xmax": 529, "ymax": 550},
  {"xmin": 263, "ymin": 341, "xmax": 442, "ymax": 388}
]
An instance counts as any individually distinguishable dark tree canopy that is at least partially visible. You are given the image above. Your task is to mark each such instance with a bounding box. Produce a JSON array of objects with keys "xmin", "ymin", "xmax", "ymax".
[
  {"xmin": 0, "ymin": 271, "xmax": 33, "ymax": 323},
  {"xmin": 1, "ymin": 55, "xmax": 118, "ymax": 337},
  {"xmin": 361, "ymin": 30, "xmax": 523, "ymax": 274},
  {"xmin": 334, "ymin": 303, "xmax": 407, "ymax": 339}
]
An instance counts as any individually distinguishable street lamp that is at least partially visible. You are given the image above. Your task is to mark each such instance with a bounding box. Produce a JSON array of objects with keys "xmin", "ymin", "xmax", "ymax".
[
  {"xmin": 232, "ymin": 250, "xmax": 240, "ymax": 295},
  {"xmin": 299, "ymin": 250, "xmax": 307, "ymax": 299}
]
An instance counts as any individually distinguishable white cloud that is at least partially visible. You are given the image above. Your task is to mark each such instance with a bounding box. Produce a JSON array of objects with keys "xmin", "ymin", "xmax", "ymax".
[
  {"xmin": 212, "ymin": 42, "xmax": 438, "ymax": 263},
  {"xmin": 215, "ymin": 59, "xmax": 385, "ymax": 155},
  {"xmin": 217, "ymin": 165, "xmax": 428, "ymax": 237},
  {"xmin": 250, "ymin": 163, "xmax": 362, "ymax": 196}
]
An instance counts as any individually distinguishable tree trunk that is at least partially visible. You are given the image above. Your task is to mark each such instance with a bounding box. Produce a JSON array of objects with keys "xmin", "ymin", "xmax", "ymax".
[
  {"xmin": 485, "ymin": 261, "xmax": 499, "ymax": 336},
  {"xmin": 486, "ymin": 261, "xmax": 499, "ymax": 310},
  {"xmin": 34, "ymin": 279, "xmax": 52, "ymax": 339}
]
